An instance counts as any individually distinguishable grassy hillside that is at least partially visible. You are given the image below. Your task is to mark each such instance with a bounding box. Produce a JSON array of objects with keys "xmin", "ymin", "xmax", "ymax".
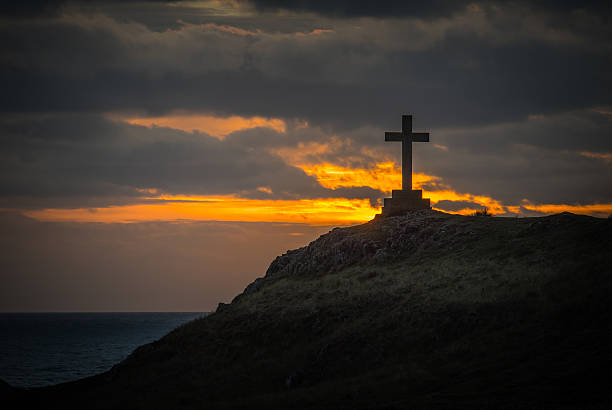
[{"xmin": 15, "ymin": 211, "xmax": 612, "ymax": 409}]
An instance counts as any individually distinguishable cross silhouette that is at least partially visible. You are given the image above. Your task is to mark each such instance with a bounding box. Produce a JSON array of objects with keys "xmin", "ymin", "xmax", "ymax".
[{"xmin": 385, "ymin": 115, "xmax": 429, "ymax": 191}]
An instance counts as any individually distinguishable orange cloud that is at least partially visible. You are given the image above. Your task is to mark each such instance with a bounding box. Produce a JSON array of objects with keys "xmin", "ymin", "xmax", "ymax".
[
  {"xmin": 256, "ymin": 186, "xmax": 273, "ymax": 194},
  {"xmin": 298, "ymin": 162, "xmax": 438, "ymax": 194},
  {"xmin": 292, "ymin": 160, "xmax": 611, "ymax": 217},
  {"xmin": 288, "ymin": 157, "xmax": 506, "ymax": 215},
  {"xmin": 22, "ymin": 195, "xmax": 378, "ymax": 225},
  {"xmin": 295, "ymin": 29, "xmax": 334, "ymax": 37},
  {"xmin": 199, "ymin": 23, "xmax": 262, "ymax": 36},
  {"xmin": 433, "ymin": 144, "xmax": 449, "ymax": 151},
  {"xmin": 117, "ymin": 113, "xmax": 286, "ymax": 139},
  {"xmin": 580, "ymin": 151, "xmax": 612, "ymax": 163},
  {"xmin": 273, "ymin": 140, "xmax": 336, "ymax": 165}
]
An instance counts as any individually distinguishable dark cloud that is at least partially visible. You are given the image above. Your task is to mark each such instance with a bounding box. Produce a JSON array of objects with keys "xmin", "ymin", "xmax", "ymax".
[
  {"xmin": 433, "ymin": 200, "xmax": 483, "ymax": 212},
  {"xmin": 529, "ymin": 1, "xmax": 612, "ymax": 13},
  {"xmin": 0, "ymin": 1, "xmax": 64, "ymax": 17},
  {"xmin": 415, "ymin": 109, "xmax": 612, "ymax": 205},
  {"xmin": 242, "ymin": 0, "xmax": 475, "ymax": 18},
  {"xmin": 1, "ymin": 5, "xmax": 610, "ymax": 131},
  {"xmin": 0, "ymin": 1, "xmax": 610, "ymax": 210},
  {"xmin": 5, "ymin": 0, "xmax": 610, "ymax": 20},
  {"xmin": 244, "ymin": 1, "xmax": 612, "ymax": 18},
  {"xmin": 437, "ymin": 109, "xmax": 612, "ymax": 154},
  {"xmin": 0, "ymin": 114, "xmax": 384, "ymax": 208},
  {"xmin": 0, "ymin": 0, "xmax": 179, "ymax": 17}
]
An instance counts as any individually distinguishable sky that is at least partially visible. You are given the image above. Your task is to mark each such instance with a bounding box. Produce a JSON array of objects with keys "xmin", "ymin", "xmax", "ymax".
[{"xmin": 1, "ymin": 0, "xmax": 611, "ymax": 311}]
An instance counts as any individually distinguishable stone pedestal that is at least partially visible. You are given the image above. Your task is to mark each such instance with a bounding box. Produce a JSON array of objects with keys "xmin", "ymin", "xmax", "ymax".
[{"xmin": 381, "ymin": 189, "xmax": 430, "ymax": 216}]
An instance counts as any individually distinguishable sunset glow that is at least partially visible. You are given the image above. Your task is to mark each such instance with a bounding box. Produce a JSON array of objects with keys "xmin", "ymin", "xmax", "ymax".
[
  {"xmin": 20, "ymin": 191, "xmax": 612, "ymax": 225},
  {"xmin": 11, "ymin": 112, "xmax": 609, "ymax": 224},
  {"xmin": 18, "ymin": 156, "xmax": 612, "ymax": 224},
  {"xmin": 295, "ymin": 161, "xmax": 510, "ymax": 215},
  {"xmin": 23, "ymin": 196, "xmax": 379, "ymax": 225}
]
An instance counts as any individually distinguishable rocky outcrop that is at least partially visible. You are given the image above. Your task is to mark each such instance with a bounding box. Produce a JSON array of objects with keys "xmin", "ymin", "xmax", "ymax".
[{"xmin": 264, "ymin": 209, "xmax": 445, "ymax": 280}]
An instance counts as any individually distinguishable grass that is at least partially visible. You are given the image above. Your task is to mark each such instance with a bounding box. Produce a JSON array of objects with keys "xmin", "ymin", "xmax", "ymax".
[{"xmin": 472, "ymin": 207, "xmax": 491, "ymax": 216}]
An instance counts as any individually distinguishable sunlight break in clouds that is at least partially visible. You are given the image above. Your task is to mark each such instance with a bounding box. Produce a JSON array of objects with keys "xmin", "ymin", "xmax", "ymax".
[
  {"xmin": 289, "ymin": 157, "xmax": 508, "ymax": 215},
  {"xmin": 299, "ymin": 162, "xmax": 437, "ymax": 194},
  {"xmin": 271, "ymin": 137, "xmax": 513, "ymax": 215},
  {"xmin": 15, "ymin": 115, "xmax": 610, "ymax": 224},
  {"xmin": 301, "ymin": 164, "xmax": 509, "ymax": 215},
  {"xmin": 288, "ymin": 160, "xmax": 612, "ymax": 217}
]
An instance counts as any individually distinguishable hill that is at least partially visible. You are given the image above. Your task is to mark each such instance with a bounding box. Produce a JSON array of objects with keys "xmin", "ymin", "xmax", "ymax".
[{"xmin": 10, "ymin": 210, "xmax": 612, "ymax": 409}]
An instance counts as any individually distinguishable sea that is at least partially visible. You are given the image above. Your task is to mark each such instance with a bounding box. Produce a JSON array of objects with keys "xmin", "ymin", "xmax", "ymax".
[{"xmin": 0, "ymin": 312, "xmax": 206, "ymax": 388}]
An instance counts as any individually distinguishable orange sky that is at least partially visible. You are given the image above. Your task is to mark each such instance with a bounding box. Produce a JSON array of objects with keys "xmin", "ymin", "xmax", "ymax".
[
  {"xmin": 17, "ymin": 114, "xmax": 612, "ymax": 224},
  {"xmin": 23, "ymin": 196, "xmax": 378, "ymax": 225}
]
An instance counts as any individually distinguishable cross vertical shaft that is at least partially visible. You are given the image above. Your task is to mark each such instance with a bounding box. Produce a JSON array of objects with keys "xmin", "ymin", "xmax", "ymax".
[{"xmin": 402, "ymin": 115, "xmax": 412, "ymax": 191}]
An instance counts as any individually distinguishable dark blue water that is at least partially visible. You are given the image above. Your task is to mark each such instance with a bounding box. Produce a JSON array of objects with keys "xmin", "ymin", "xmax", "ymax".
[{"xmin": 0, "ymin": 312, "xmax": 205, "ymax": 388}]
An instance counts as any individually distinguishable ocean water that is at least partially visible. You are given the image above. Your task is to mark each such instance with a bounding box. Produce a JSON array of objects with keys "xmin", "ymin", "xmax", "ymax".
[{"xmin": 0, "ymin": 312, "xmax": 205, "ymax": 388}]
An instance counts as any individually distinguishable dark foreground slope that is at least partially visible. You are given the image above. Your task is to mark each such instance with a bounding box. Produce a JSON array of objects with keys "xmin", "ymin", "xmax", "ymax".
[{"xmin": 12, "ymin": 211, "xmax": 612, "ymax": 409}]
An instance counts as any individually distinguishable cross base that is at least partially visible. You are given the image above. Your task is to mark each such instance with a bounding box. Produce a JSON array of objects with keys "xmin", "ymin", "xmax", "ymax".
[{"xmin": 380, "ymin": 189, "xmax": 431, "ymax": 217}]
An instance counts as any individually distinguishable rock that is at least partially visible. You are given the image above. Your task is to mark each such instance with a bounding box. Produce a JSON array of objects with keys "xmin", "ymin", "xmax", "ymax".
[{"xmin": 260, "ymin": 209, "xmax": 444, "ymax": 280}]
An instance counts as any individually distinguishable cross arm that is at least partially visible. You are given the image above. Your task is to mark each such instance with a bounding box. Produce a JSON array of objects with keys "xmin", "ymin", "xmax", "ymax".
[
  {"xmin": 385, "ymin": 131, "xmax": 403, "ymax": 141},
  {"xmin": 412, "ymin": 132, "xmax": 429, "ymax": 142}
]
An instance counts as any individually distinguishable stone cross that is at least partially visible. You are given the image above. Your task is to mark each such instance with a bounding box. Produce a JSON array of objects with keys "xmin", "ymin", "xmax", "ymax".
[{"xmin": 385, "ymin": 115, "xmax": 429, "ymax": 191}]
